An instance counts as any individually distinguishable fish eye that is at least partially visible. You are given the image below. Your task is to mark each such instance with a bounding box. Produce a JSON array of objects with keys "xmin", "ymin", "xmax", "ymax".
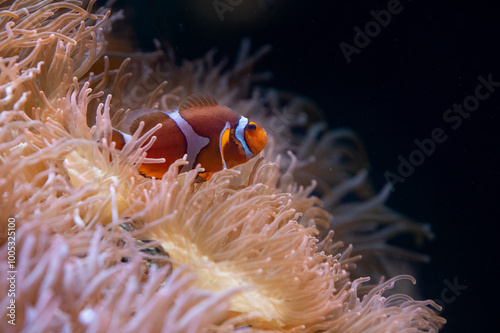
[{"xmin": 247, "ymin": 123, "xmax": 257, "ymax": 131}]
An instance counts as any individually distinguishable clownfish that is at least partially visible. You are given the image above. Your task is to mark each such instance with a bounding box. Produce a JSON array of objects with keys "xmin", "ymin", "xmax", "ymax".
[{"xmin": 111, "ymin": 94, "xmax": 267, "ymax": 180}]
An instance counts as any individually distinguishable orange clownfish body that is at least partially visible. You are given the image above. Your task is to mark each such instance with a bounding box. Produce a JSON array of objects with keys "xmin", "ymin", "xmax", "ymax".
[{"xmin": 112, "ymin": 94, "xmax": 267, "ymax": 179}]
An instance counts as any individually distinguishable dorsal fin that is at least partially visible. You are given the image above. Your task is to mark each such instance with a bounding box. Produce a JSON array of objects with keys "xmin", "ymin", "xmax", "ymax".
[
  {"xmin": 179, "ymin": 94, "xmax": 218, "ymax": 112},
  {"xmin": 130, "ymin": 111, "xmax": 170, "ymax": 134}
]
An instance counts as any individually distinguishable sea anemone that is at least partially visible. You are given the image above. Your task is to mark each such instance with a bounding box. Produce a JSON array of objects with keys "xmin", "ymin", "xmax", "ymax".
[{"xmin": 0, "ymin": 1, "xmax": 445, "ymax": 332}]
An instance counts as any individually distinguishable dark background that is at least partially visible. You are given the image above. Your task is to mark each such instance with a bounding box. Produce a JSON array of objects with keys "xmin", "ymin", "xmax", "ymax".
[{"xmin": 107, "ymin": 0, "xmax": 498, "ymax": 331}]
